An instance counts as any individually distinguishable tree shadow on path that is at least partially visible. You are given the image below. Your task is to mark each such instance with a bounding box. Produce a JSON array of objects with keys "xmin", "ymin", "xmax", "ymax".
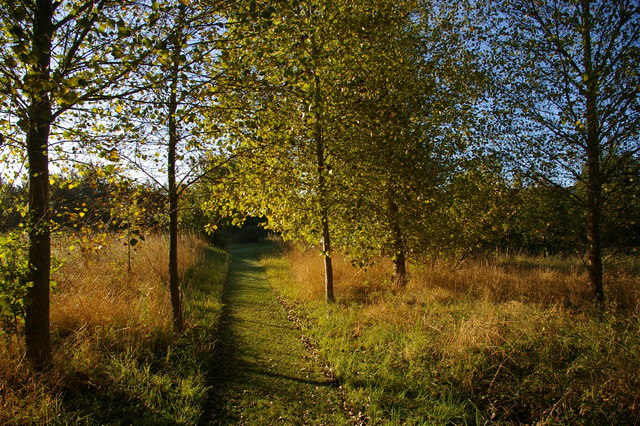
[{"xmin": 202, "ymin": 244, "xmax": 347, "ymax": 425}]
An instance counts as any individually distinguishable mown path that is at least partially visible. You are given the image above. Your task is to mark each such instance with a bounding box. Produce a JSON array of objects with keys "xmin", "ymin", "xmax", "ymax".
[{"xmin": 205, "ymin": 244, "xmax": 349, "ymax": 425}]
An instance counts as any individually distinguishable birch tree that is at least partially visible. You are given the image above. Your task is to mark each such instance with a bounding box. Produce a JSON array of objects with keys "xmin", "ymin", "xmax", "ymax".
[
  {"xmin": 217, "ymin": 0, "xmax": 360, "ymax": 302},
  {"xmin": 0, "ymin": 0, "xmax": 159, "ymax": 369},
  {"xmin": 494, "ymin": 0, "xmax": 640, "ymax": 304},
  {"xmin": 126, "ymin": 0, "xmax": 227, "ymax": 332}
]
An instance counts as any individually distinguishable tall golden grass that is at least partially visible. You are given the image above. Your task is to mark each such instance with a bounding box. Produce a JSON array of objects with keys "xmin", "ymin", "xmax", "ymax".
[
  {"xmin": 285, "ymin": 246, "xmax": 393, "ymax": 303},
  {"xmin": 283, "ymin": 244, "xmax": 640, "ymax": 362},
  {"xmin": 52, "ymin": 232, "xmax": 206, "ymax": 335},
  {"xmin": 285, "ymin": 244, "xmax": 640, "ymax": 312},
  {"xmin": 0, "ymin": 233, "xmax": 207, "ymax": 424}
]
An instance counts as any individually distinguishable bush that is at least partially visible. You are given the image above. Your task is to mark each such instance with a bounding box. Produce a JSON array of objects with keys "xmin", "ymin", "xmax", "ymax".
[{"xmin": 0, "ymin": 232, "xmax": 29, "ymax": 335}]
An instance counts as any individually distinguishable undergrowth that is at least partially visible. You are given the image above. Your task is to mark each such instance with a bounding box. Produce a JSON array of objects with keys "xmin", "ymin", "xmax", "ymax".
[
  {"xmin": 0, "ymin": 234, "xmax": 228, "ymax": 425},
  {"xmin": 260, "ymin": 243, "xmax": 640, "ymax": 425}
]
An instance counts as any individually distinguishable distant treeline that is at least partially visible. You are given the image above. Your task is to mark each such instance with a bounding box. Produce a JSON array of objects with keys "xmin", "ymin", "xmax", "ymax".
[
  {"xmin": 1, "ymin": 175, "xmax": 165, "ymax": 233},
  {"xmin": 2, "ymin": 173, "xmax": 637, "ymax": 255}
]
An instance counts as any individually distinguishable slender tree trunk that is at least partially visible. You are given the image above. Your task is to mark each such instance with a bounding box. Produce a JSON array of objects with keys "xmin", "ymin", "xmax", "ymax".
[
  {"xmin": 312, "ymin": 34, "xmax": 334, "ymax": 303},
  {"xmin": 315, "ymin": 115, "xmax": 334, "ymax": 303},
  {"xmin": 581, "ymin": 0, "xmax": 605, "ymax": 305},
  {"xmin": 388, "ymin": 197, "xmax": 407, "ymax": 287},
  {"xmin": 320, "ymin": 210, "xmax": 334, "ymax": 303},
  {"xmin": 167, "ymin": 8, "xmax": 185, "ymax": 332},
  {"xmin": 25, "ymin": 0, "xmax": 54, "ymax": 371},
  {"xmin": 168, "ymin": 129, "xmax": 182, "ymax": 332},
  {"xmin": 586, "ymin": 190, "xmax": 604, "ymax": 304}
]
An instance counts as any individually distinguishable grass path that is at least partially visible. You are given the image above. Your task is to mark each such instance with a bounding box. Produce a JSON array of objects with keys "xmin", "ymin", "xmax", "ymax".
[{"xmin": 205, "ymin": 244, "xmax": 349, "ymax": 425}]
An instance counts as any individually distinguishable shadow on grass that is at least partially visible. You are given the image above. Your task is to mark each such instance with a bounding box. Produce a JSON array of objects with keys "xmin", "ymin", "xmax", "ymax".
[
  {"xmin": 202, "ymin": 243, "xmax": 345, "ymax": 425},
  {"xmin": 52, "ymin": 246, "xmax": 228, "ymax": 425}
]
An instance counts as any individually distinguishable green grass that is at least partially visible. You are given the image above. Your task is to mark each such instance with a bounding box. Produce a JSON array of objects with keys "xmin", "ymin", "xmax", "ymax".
[
  {"xmin": 259, "ymin": 244, "xmax": 640, "ymax": 425},
  {"xmin": 205, "ymin": 243, "xmax": 349, "ymax": 424}
]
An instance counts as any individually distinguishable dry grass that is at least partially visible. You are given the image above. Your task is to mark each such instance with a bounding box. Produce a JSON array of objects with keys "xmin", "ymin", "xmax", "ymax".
[
  {"xmin": 286, "ymin": 244, "xmax": 640, "ymax": 312},
  {"xmin": 285, "ymin": 245, "xmax": 392, "ymax": 304},
  {"xmin": 0, "ymin": 343, "xmax": 64, "ymax": 424},
  {"xmin": 273, "ymin": 244, "xmax": 640, "ymax": 423},
  {"xmin": 411, "ymin": 253, "xmax": 640, "ymax": 311},
  {"xmin": 51, "ymin": 232, "xmax": 205, "ymax": 336},
  {"xmin": 0, "ymin": 232, "xmax": 209, "ymax": 424}
]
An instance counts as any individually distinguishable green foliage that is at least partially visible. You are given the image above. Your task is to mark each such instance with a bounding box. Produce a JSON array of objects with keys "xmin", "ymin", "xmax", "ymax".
[
  {"xmin": 0, "ymin": 181, "xmax": 25, "ymax": 231},
  {"xmin": 413, "ymin": 158, "xmax": 512, "ymax": 259},
  {"xmin": 508, "ymin": 183, "xmax": 582, "ymax": 254},
  {"xmin": 601, "ymin": 159, "xmax": 640, "ymax": 251},
  {"xmin": 214, "ymin": 0, "xmax": 491, "ymax": 274},
  {"xmin": 0, "ymin": 0, "xmax": 165, "ymax": 160},
  {"xmin": 331, "ymin": 0, "xmax": 488, "ymax": 265},
  {"xmin": 49, "ymin": 173, "xmax": 165, "ymax": 234},
  {"xmin": 0, "ymin": 231, "xmax": 29, "ymax": 334},
  {"xmin": 215, "ymin": 0, "xmax": 346, "ymax": 245}
]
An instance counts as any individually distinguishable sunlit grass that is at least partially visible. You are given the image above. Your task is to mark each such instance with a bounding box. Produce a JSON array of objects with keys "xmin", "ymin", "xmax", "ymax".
[
  {"xmin": 282, "ymin": 244, "xmax": 640, "ymax": 311},
  {"xmin": 262, "ymin": 242, "xmax": 640, "ymax": 424},
  {"xmin": 0, "ymin": 233, "xmax": 227, "ymax": 424}
]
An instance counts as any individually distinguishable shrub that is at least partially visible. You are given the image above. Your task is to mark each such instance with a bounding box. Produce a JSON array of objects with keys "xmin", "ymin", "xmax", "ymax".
[{"xmin": 0, "ymin": 232, "xmax": 29, "ymax": 335}]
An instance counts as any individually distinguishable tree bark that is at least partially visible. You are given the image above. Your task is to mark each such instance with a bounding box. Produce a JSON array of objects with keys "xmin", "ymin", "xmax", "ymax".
[
  {"xmin": 388, "ymin": 197, "xmax": 407, "ymax": 287},
  {"xmin": 581, "ymin": 0, "xmax": 605, "ymax": 305},
  {"xmin": 311, "ymin": 32, "xmax": 334, "ymax": 303},
  {"xmin": 25, "ymin": 0, "xmax": 54, "ymax": 370},
  {"xmin": 167, "ymin": 6, "xmax": 185, "ymax": 332},
  {"xmin": 320, "ymin": 211, "xmax": 335, "ymax": 303},
  {"xmin": 315, "ymin": 111, "xmax": 334, "ymax": 303},
  {"xmin": 168, "ymin": 118, "xmax": 182, "ymax": 332}
]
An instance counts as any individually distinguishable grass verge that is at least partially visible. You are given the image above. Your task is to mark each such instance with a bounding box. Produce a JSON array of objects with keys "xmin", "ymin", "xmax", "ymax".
[
  {"xmin": 0, "ymin": 235, "xmax": 228, "ymax": 425},
  {"xmin": 259, "ymin": 243, "xmax": 640, "ymax": 425}
]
